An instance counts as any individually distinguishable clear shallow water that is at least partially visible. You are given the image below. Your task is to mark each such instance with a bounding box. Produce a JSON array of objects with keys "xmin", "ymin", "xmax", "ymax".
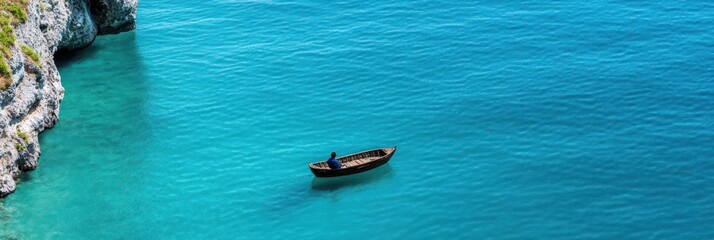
[{"xmin": 2, "ymin": 0, "xmax": 714, "ymax": 239}]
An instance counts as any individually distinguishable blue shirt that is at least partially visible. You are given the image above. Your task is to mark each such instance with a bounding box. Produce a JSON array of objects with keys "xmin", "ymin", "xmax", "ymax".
[{"xmin": 327, "ymin": 157, "xmax": 341, "ymax": 169}]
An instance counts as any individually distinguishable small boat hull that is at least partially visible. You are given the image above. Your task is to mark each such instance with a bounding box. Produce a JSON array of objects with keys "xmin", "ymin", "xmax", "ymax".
[{"xmin": 309, "ymin": 147, "xmax": 396, "ymax": 178}]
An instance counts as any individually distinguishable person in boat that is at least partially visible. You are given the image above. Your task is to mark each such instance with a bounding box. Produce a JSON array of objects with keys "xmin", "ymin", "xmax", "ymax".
[{"xmin": 326, "ymin": 152, "xmax": 341, "ymax": 169}]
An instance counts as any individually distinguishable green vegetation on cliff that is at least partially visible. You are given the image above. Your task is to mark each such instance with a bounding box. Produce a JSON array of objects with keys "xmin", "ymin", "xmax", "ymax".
[
  {"xmin": 0, "ymin": 0, "xmax": 29, "ymax": 90},
  {"xmin": 0, "ymin": 56, "xmax": 9, "ymax": 90},
  {"xmin": 21, "ymin": 45, "xmax": 40, "ymax": 69},
  {"xmin": 16, "ymin": 128, "xmax": 28, "ymax": 142}
]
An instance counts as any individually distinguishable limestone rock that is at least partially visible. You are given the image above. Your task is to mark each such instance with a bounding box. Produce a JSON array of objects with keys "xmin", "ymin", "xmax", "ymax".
[{"xmin": 91, "ymin": 0, "xmax": 138, "ymax": 34}]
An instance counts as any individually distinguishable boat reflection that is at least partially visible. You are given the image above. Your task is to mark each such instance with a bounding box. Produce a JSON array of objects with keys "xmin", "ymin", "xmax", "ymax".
[{"xmin": 310, "ymin": 164, "xmax": 394, "ymax": 192}]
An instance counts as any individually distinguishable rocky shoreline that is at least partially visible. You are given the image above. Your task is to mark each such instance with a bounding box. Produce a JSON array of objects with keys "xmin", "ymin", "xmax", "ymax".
[{"xmin": 0, "ymin": 0, "xmax": 137, "ymax": 197}]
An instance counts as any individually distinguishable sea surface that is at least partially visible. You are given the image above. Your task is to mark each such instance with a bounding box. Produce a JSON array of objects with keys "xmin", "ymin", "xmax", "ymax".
[{"xmin": 2, "ymin": 0, "xmax": 714, "ymax": 239}]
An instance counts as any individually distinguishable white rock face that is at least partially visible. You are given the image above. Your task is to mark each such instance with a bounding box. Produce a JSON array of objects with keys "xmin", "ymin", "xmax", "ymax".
[{"xmin": 0, "ymin": 0, "xmax": 138, "ymax": 197}]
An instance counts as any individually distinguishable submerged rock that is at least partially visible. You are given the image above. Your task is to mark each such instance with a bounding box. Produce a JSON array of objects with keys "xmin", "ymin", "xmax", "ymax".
[{"xmin": 0, "ymin": 0, "xmax": 138, "ymax": 198}]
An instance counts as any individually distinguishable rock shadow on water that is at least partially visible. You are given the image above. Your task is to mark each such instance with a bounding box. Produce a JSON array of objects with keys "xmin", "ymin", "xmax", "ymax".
[
  {"xmin": 310, "ymin": 164, "xmax": 395, "ymax": 192},
  {"xmin": 54, "ymin": 44, "xmax": 103, "ymax": 67},
  {"xmin": 3, "ymin": 31, "xmax": 153, "ymax": 238}
]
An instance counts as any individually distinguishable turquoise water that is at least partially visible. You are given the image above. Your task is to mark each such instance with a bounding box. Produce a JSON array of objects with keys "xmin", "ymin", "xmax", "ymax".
[{"xmin": 2, "ymin": 0, "xmax": 714, "ymax": 238}]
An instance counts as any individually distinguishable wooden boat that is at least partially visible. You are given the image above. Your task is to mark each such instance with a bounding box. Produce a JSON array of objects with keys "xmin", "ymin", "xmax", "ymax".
[{"xmin": 309, "ymin": 146, "xmax": 397, "ymax": 177}]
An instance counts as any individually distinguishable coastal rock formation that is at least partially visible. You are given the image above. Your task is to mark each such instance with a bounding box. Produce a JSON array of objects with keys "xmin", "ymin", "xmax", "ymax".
[
  {"xmin": 91, "ymin": 0, "xmax": 137, "ymax": 34},
  {"xmin": 0, "ymin": 0, "xmax": 137, "ymax": 197}
]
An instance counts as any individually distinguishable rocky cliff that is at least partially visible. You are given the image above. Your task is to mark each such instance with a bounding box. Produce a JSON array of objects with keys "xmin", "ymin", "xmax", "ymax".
[{"xmin": 0, "ymin": 0, "xmax": 137, "ymax": 197}]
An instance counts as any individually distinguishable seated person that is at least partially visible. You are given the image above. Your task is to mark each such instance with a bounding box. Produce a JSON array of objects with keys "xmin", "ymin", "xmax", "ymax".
[{"xmin": 326, "ymin": 152, "xmax": 341, "ymax": 169}]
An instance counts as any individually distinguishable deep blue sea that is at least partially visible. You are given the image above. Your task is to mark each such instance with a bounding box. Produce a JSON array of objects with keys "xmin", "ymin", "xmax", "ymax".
[{"xmin": 1, "ymin": 0, "xmax": 714, "ymax": 239}]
